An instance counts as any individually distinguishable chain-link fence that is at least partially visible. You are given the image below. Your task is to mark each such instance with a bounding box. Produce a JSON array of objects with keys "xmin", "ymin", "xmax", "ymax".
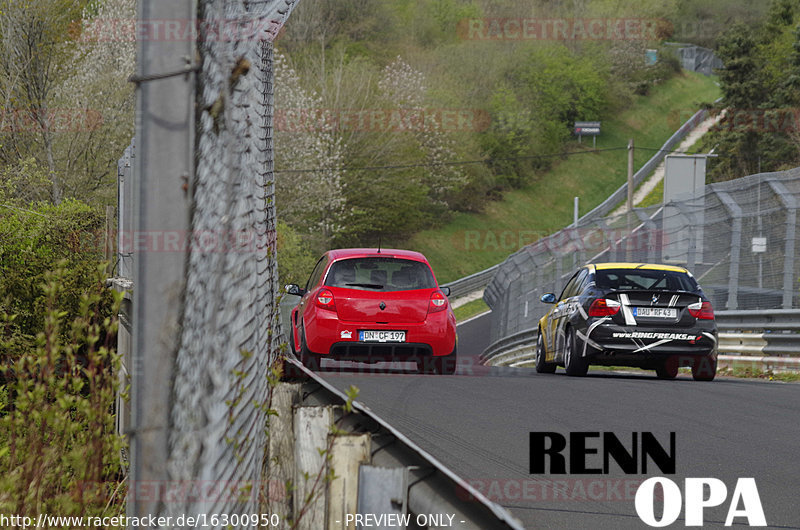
[
  {"xmin": 119, "ymin": 0, "xmax": 298, "ymax": 526},
  {"xmin": 484, "ymin": 167, "xmax": 800, "ymax": 343},
  {"xmin": 664, "ymin": 43, "xmax": 723, "ymax": 76}
]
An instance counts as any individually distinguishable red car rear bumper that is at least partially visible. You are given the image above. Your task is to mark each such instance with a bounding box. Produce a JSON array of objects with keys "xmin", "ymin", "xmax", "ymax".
[{"xmin": 302, "ymin": 307, "xmax": 456, "ymax": 357}]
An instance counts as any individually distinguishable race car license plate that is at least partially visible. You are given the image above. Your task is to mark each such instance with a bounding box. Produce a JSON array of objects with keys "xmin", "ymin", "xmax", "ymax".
[
  {"xmin": 359, "ymin": 330, "xmax": 406, "ymax": 342},
  {"xmin": 633, "ymin": 307, "xmax": 677, "ymax": 318}
]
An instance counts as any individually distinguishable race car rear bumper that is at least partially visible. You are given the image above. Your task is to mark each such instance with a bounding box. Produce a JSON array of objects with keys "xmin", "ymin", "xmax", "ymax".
[{"xmin": 584, "ymin": 323, "xmax": 717, "ymax": 360}]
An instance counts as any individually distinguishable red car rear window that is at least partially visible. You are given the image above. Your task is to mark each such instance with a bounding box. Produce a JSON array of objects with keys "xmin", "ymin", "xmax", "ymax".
[{"xmin": 325, "ymin": 257, "xmax": 436, "ymax": 291}]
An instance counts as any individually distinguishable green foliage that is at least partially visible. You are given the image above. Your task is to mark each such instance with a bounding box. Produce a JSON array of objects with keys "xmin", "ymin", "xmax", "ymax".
[
  {"xmin": 277, "ymin": 0, "xmax": 769, "ymax": 253},
  {"xmin": 669, "ymin": 0, "xmax": 770, "ymax": 48},
  {"xmin": 480, "ymin": 45, "xmax": 609, "ymax": 188},
  {"xmin": 0, "ymin": 199, "xmax": 110, "ymax": 353},
  {"xmin": 276, "ymin": 220, "xmax": 317, "ymax": 286},
  {"xmin": 0, "ymin": 0, "xmax": 135, "ymax": 206},
  {"xmin": 410, "ymin": 72, "xmax": 721, "ymax": 281},
  {"xmin": 333, "ymin": 168, "xmax": 433, "ymax": 247},
  {"xmin": 0, "ymin": 265, "xmax": 125, "ymax": 520},
  {"xmin": 0, "ymin": 158, "xmax": 52, "ymax": 204},
  {"xmin": 703, "ymin": 1, "xmax": 800, "ymax": 181},
  {"xmin": 452, "ymin": 297, "xmax": 489, "ymax": 322}
]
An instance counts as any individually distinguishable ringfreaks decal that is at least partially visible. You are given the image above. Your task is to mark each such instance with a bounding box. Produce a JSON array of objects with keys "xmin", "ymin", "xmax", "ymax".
[{"xmin": 612, "ymin": 332, "xmax": 695, "ymax": 340}]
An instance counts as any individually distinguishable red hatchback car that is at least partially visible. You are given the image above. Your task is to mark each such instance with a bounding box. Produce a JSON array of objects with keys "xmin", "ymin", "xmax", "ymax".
[{"xmin": 285, "ymin": 248, "xmax": 457, "ymax": 374}]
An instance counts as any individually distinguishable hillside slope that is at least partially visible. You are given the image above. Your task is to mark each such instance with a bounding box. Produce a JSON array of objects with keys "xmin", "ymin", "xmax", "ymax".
[{"xmin": 410, "ymin": 72, "xmax": 721, "ymax": 283}]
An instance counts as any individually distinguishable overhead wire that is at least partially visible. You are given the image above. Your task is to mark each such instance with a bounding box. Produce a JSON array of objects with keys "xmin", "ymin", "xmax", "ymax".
[{"xmin": 275, "ymin": 145, "xmax": 631, "ymax": 174}]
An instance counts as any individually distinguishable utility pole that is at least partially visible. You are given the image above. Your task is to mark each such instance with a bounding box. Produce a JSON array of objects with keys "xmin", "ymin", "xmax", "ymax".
[
  {"xmin": 627, "ymin": 138, "xmax": 634, "ymax": 212},
  {"xmin": 573, "ymin": 196, "xmax": 579, "ymax": 227},
  {"xmin": 626, "ymin": 138, "xmax": 634, "ymax": 261}
]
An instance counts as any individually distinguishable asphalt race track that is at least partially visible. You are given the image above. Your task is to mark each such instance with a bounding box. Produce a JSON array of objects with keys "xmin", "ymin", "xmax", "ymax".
[{"xmin": 316, "ymin": 313, "xmax": 800, "ymax": 529}]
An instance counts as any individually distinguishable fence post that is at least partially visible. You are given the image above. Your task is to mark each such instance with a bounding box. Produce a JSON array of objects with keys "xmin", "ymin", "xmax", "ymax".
[
  {"xmin": 129, "ymin": 0, "xmax": 195, "ymax": 519},
  {"xmin": 768, "ymin": 179, "xmax": 798, "ymax": 309},
  {"xmin": 714, "ymin": 190, "xmax": 743, "ymax": 310}
]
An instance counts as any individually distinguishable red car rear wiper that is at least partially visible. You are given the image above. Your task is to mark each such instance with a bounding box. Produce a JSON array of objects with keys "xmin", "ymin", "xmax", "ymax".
[{"xmin": 345, "ymin": 282, "xmax": 384, "ymax": 289}]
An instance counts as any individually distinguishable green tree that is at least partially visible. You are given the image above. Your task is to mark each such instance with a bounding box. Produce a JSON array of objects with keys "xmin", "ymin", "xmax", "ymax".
[{"xmin": 704, "ymin": 23, "xmax": 764, "ymax": 180}]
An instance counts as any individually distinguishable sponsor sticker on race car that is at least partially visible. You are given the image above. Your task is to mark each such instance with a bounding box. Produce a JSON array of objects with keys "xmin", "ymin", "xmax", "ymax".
[{"xmin": 612, "ymin": 332, "xmax": 695, "ymax": 340}]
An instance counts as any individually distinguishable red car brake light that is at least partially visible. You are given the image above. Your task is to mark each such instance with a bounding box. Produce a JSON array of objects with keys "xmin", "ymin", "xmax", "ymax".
[
  {"xmin": 688, "ymin": 301, "xmax": 714, "ymax": 320},
  {"xmin": 316, "ymin": 288, "xmax": 336, "ymax": 310},
  {"xmin": 428, "ymin": 291, "xmax": 448, "ymax": 313},
  {"xmin": 588, "ymin": 298, "xmax": 621, "ymax": 317}
]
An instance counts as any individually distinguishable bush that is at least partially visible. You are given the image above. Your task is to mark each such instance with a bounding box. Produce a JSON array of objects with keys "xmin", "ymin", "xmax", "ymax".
[
  {"xmin": 0, "ymin": 266, "xmax": 125, "ymax": 521},
  {"xmin": 0, "ymin": 195, "xmax": 124, "ymax": 520},
  {"xmin": 0, "ymin": 199, "xmax": 111, "ymax": 355}
]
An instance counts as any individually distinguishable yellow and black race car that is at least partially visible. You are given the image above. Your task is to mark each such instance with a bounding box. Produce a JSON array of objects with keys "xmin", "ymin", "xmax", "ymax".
[{"xmin": 535, "ymin": 263, "xmax": 718, "ymax": 380}]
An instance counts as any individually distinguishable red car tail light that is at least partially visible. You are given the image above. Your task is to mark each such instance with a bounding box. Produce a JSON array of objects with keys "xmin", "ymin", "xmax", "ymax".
[
  {"xmin": 316, "ymin": 288, "xmax": 336, "ymax": 310},
  {"xmin": 588, "ymin": 298, "xmax": 621, "ymax": 317},
  {"xmin": 428, "ymin": 291, "xmax": 448, "ymax": 313},
  {"xmin": 688, "ymin": 301, "xmax": 714, "ymax": 320}
]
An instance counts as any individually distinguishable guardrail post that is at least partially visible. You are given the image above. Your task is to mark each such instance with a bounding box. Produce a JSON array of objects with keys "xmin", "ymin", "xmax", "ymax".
[
  {"xmin": 294, "ymin": 405, "xmax": 334, "ymax": 530},
  {"xmin": 328, "ymin": 434, "xmax": 371, "ymax": 530}
]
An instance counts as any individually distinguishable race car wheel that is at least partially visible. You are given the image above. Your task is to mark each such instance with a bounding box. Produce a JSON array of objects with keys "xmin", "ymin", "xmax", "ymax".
[
  {"xmin": 655, "ymin": 357, "xmax": 679, "ymax": 379},
  {"xmin": 298, "ymin": 328, "xmax": 322, "ymax": 371},
  {"xmin": 564, "ymin": 327, "xmax": 588, "ymax": 377},
  {"xmin": 422, "ymin": 347, "xmax": 458, "ymax": 375},
  {"xmin": 535, "ymin": 331, "xmax": 556, "ymax": 374},
  {"xmin": 691, "ymin": 354, "xmax": 716, "ymax": 381}
]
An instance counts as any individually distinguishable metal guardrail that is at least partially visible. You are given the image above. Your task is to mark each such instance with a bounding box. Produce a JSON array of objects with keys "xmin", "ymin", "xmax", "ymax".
[
  {"xmin": 715, "ymin": 309, "xmax": 800, "ymax": 332},
  {"xmin": 282, "ymin": 359, "xmax": 525, "ymax": 530},
  {"xmin": 480, "ymin": 310, "xmax": 800, "ymax": 368},
  {"xmin": 442, "ymin": 265, "xmax": 498, "ymax": 299},
  {"xmin": 480, "ymin": 329, "xmax": 536, "ymax": 366}
]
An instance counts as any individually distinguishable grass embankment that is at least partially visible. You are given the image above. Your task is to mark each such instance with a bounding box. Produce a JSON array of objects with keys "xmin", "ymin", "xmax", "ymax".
[
  {"xmin": 453, "ymin": 297, "xmax": 490, "ymax": 322},
  {"xmin": 411, "ymin": 72, "xmax": 721, "ymax": 283}
]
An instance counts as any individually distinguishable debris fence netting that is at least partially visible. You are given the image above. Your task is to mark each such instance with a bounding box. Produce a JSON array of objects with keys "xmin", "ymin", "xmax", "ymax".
[{"xmin": 485, "ymin": 168, "xmax": 800, "ymax": 343}]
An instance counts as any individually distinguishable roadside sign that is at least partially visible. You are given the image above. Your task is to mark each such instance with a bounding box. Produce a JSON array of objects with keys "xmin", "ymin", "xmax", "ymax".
[
  {"xmin": 574, "ymin": 121, "xmax": 601, "ymax": 135},
  {"xmin": 574, "ymin": 121, "xmax": 601, "ymax": 146}
]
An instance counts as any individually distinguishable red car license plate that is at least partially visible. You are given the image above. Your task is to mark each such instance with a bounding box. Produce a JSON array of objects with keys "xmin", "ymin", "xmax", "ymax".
[{"xmin": 359, "ymin": 330, "xmax": 406, "ymax": 342}]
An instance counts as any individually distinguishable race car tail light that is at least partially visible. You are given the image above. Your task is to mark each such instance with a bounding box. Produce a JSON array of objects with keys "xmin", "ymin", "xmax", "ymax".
[
  {"xmin": 588, "ymin": 298, "xmax": 621, "ymax": 317},
  {"xmin": 316, "ymin": 288, "xmax": 336, "ymax": 310},
  {"xmin": 688, "ymin": 301, "xmax": 714, "ymax": 320},
  {"xmin": 428, "ymin": 291, "xmax": 448, "ymax": 313}
]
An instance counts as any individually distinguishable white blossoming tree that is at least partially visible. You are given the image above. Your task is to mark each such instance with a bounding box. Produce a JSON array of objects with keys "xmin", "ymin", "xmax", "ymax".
[
  {"xmin": 0, "ymin": 0, "xmax": 135, "ymax": 205},
  {"xmin": 378, "ymin": 56, "xmax": 467, "ymax": 209},
  {"xmin": 274, "ymin": 51, "xmax": 346, "ymax": 246}
]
